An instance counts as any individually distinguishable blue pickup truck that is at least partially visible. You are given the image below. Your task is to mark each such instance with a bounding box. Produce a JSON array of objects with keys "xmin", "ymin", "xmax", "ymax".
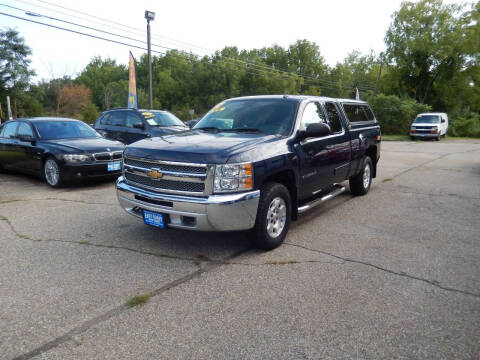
[{"xmin": 116, "ymin": 95, "xmax": 381, "ymax": 250}]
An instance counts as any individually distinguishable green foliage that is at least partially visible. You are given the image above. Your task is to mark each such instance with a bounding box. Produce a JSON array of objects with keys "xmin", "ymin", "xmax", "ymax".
[
  {"xmin": 385, "ymin": 0, "xmax": 474, "ymax": 105},
  {"xmin": 17, "ymin": 93, "xmax": 43, "ymax": 117},
  {"xmin": 371, "ymin": 94, "xmax": 431, "ymax": 134},
  {"xmin": 448, "ymin": 111, "xmax": 480, "ymax": 137},
  {"xmin": 0, "ymin": 29, "xmax": 35, "ymax": 97},
  {"xmin": 81, "ymin": 102, "xmax": 99, "ymax": 124},
  {"xmin": 76, "ymin": 57, "xmax": 127, "ymax": 110}
]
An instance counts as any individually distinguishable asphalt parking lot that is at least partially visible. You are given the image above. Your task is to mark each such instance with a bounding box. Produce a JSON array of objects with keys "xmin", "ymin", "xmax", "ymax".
[{"xmin": 1, "ymin": 140, "xmax": 479, "ymax": 360}]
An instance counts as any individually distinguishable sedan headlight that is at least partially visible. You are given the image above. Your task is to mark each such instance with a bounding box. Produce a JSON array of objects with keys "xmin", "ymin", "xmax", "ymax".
[
  {"xmin": 63, "ymin": 154, "xmax": 90, "ymax": 163},
  {"xmin": 214, "ymin": 163, "xmax": 253, "ymax": 193}
]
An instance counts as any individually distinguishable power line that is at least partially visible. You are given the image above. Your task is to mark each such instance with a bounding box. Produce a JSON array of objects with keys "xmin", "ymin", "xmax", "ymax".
[
  {"xmin": 0, "ymin": 3, "xmax": 179, "ymax": 52},
  {"xmin": 0, "ymin": 11, "xmax": 158, "ymax": 53},
  {"xmin": 13, "ymin": 0, "xmax": 378, "ymax": 90},
  {"xmin": 0, "ymin": 10, "xmax": 373, "ymax": 94},
  {"xmin": 15, "ymin": 0, "xmax": 207, "ymax": 52}
]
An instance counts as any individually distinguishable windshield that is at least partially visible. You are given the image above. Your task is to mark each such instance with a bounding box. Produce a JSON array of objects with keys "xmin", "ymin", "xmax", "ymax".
[
  {"xmin": 414, "ymin": 115, "xmax": 440, "ymax": 124},
  {"xmin": 194, "ymin": 99, "xmax": 297, "ymax": 136},
  {"xmin": 34, "ymin": 121, "xmax": 100, "ymax": 140},
  {"xmin": 141, "ymin": 111, "xmax": 185, "ymax": 127}
]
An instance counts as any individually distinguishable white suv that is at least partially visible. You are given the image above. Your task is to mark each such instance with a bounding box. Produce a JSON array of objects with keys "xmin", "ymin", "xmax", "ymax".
[{"xmin": 410, "ymin": 113, "xmax": 448, "ymax": 141}]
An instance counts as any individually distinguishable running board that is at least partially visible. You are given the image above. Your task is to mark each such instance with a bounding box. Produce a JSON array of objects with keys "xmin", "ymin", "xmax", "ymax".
[{"xmin": 297, "ymin": 184, "xmax": 346, "ymax": 214}]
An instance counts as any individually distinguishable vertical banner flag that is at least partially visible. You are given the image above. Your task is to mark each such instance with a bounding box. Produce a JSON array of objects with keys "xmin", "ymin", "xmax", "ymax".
[{"xmin": 127, "ymin": 52, "xmax": 138, "ymax": 109}]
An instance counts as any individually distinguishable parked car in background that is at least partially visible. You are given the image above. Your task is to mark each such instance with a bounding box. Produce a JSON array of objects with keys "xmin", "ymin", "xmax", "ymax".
[
  {"xmin": 410, "ymin": 112, "xmax": 448, "ymax": 141},
  {"xmin": 116, "ymin": 95, "xmax": 381, "ymax": 250},
  {"xmin": 94, "ymin": 108, "xmax": 188, "ymax": 144},
  {"xmin": 0, "ymin": 117, "xmax": 125, "ymax": 187}
]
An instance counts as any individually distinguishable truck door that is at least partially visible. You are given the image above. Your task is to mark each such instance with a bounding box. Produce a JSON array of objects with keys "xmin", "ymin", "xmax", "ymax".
[
  {"xmin": 296, "ymin": 101, "xmax": 334, "ymax": 199},
  {"xmin": 324, "ymin": 101, "xmax": 351, "ymax": 183}
]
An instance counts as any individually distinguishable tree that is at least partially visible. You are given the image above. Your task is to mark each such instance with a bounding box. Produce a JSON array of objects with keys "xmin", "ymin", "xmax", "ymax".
[
  {"xmin": 76, "ymin": 57, "xmax": 127, "ymax": 111},
  {"xmin": 0, "ymin": 28, "xmax": 35, "ymax": 98},
  {"xmin": 385, "ymin": 0, "xmax": 471, "ymax": 104},
  {"xmin": 58, "ymin": 84, "xmax": 91, "ymax": 117}
]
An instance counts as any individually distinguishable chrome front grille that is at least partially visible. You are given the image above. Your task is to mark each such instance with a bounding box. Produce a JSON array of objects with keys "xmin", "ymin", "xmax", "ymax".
[
  {"xmin": 93, "ymin": 151, "xmax": 123, "ymax": 161},
  {"xmin": 124, "ymin": 158, "xmax": 206, "ymax": 174},
  {"xmin": 123, "ymin": 156, "xmax": 211, "ymax": 195},
  {"xmin": 124, "ymin": 172, "xmax": 205, "ymax": 193}
]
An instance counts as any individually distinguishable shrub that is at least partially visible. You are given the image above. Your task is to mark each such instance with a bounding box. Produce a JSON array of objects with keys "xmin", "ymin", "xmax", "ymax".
[
  {"xmin": 371, "ymin": 94, "xmax": 431, "ymax": 134},
  {"xmin": 448, "ymin": 112, "xmax": 480, "ymax": 137},
  {"xmin": 81, "ymin": 102, "xmax": 99, "ymax": 124}
]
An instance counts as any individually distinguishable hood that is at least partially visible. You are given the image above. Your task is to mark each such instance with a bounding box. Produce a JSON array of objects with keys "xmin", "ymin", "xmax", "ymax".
[
  {"xmin": 124, "ymin": 130, "xmax": 282, "ymax": 163},
  {"xmin": 42, "ymin": 137, "xmax": 125, "ymax": 153}
]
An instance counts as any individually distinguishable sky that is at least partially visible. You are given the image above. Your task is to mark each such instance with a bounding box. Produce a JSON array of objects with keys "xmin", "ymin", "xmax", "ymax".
[{"xmin": 0, "ymin": 0, "xmax": 464, "ymax": 82}]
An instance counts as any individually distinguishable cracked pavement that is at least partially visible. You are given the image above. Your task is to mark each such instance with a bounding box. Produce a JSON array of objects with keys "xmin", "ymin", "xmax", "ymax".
[{"xmin": 1, "ymin": 140, "xmax": 479, "ymax": 359}]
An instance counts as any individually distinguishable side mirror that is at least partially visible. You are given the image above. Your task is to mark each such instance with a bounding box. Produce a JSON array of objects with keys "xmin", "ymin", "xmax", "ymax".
[
  {"xmin": 133, "ymin": 122, "xmax": 145, "ymax": 130},
  {"xmin": 441, "ymin": 119, "xmax": 446, "ymax": 123},
  {"xmin": 18, "ymin": 135, "xmax": 35, "ymax": 143},
  {"xmin": 299, "ymin": 123, "xmax": 331, "ymax": 140}
]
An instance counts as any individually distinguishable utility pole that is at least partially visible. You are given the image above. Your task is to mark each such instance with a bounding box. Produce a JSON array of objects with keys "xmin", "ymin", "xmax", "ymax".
[
  {"xmin": 6, "ymin": 96, "xmax": 13, "ymax": 120},
  {"xmin": 145, "ymin": 10, "xmax": 155, "ymax": 109}
]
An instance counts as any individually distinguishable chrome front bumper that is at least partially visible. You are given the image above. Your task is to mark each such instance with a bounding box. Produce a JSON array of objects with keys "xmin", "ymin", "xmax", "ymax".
[
  {"xmin": 116, "ymin": 176, "xmax": 260, "ymax": 231},
  {"xmin": 409, "ymin": 132, "xmax": 439, "ymax": 138}
]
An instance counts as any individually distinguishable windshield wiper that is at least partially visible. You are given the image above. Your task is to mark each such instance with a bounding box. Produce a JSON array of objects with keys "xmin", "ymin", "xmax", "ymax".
[{"xmin": 195, "ymin": 127, "xmax": 220, "ymax": 132}]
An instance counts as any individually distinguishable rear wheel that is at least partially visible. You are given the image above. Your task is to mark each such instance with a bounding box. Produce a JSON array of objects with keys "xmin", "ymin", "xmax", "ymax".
[
  {"xmin": 349, "ymin": 156, "xmax": 373, "ymax": 196},
  {"xmin": 252, "ymin": 182, "xmax": 291, "ymax": 250},
  {"xmin": 44, "ymin": 157, "xmax": 63, "ymax": 188}
]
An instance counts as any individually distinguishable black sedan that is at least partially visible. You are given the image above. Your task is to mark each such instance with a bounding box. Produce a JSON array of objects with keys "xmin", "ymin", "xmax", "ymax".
[{"xmin": 0, "ymin": 117, "xmax": 125, "ymax": 187}]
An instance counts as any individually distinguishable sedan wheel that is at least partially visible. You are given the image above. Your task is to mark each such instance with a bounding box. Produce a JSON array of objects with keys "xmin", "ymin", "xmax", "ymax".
[{"xmin": 44, "ymin": 158, "xmax": 62, "ymax": 187}]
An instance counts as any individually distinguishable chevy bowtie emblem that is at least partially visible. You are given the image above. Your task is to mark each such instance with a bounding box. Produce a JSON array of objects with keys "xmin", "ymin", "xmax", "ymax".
[{"xmin": 147, "ymin": 169, "xmax": 163, "ymax": 180}]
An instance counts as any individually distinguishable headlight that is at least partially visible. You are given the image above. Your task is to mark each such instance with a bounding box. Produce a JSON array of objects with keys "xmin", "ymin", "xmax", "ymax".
[
  {"xmin": 411, "ymin": 126, "xmax": 416, "ymax": 130},
  {"xmin": 214, "ymin": 163, "xmax": 253, "ymax": 193},
  {"xmin": 63, "ymin": 154, "xmax": 90, "ymax": 163}
]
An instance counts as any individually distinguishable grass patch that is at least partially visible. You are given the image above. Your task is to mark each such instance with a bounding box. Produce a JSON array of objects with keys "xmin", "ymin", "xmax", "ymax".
[
  {"xmin": 382, "ymin": 134, "xmax": 480, "ymax": 141},
  {"xmin": 381, "ymin": 135, "xmax": 411, "ymax": 141},
  {"xmin": 125, "ymin": 293, "xmax": 151, "ymax": 308},
  {"xmin": 78, "ymin": 241, "xmax": 90, "ymax": 245}
]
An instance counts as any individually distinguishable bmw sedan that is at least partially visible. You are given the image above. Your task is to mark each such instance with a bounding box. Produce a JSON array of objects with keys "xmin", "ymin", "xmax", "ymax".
[{"xmin": 0, "ymin": 117, "xmax": 125, "ymax": 187}]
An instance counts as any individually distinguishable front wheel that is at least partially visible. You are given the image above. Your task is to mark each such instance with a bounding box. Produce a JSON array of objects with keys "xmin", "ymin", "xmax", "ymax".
[
  {"xmin": 252, "ymin": 182, "xmax": 291, "ymax": 250},
  {"xmin": 349, "ymin": 156, "xmax": 373, "ymax": 196},
  {"xmin": 44, "ymin": 157, "xmax": 63, "ymax": 188}
]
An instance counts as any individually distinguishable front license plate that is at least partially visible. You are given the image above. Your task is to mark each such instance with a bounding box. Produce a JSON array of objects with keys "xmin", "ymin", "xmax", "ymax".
[
  {"xmin": 107, "ymin": 161, "xmax": 121, "ymax": 171},
  {"xmin": 143, "ymin": 210, "xmax": 165, "ymax": 229}
]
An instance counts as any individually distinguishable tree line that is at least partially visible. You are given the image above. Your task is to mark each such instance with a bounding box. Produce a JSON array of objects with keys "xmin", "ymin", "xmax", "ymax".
[{"xmin": 0, "ymin": 0, "xmax": 478, "ymax": 136}]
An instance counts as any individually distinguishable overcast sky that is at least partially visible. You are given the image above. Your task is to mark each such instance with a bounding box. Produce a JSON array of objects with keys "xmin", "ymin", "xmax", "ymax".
[{"xmin": 0, "ymin": 0, "xmax": 463, "ymax": 81}]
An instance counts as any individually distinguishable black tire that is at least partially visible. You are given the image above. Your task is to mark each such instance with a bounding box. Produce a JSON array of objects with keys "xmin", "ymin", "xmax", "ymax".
[
  {"xmin": 43, "ymin": 157, "xmax": 63, "ymax": 188},
  {"xmin": 435, "ymin": 135, "xmax": 440, "ymax": 141},
  {"xmin": 410, "ymin": 136, "xmax": 416, "ymax": 141},
  {"xmin": 349, "ymin": 156, "xmax": 373, "ymax": 196},
  {"xmin": 252, "ymin": 182, "xmax": 291, "ymax": 250}
]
